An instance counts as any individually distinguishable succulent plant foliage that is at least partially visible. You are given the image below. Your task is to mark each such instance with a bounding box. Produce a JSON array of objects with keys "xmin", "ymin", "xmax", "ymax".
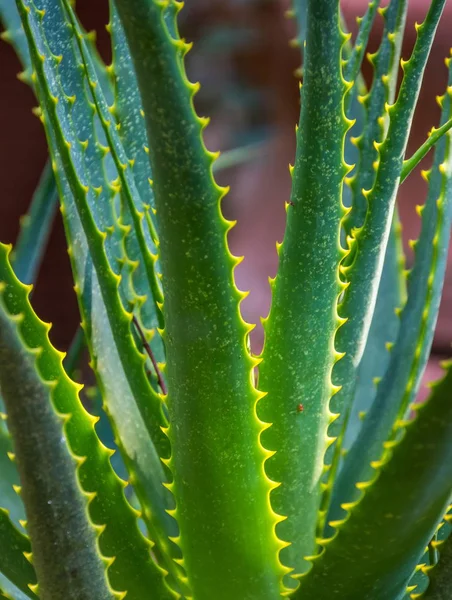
[{"xmin": 0, "ymin": 0, "xmax": 452, "ymax": 599}]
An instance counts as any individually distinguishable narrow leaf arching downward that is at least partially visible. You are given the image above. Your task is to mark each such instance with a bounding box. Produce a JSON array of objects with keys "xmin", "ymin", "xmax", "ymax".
[
  {"xmin": 113, "ymin": 1, "xmax": 284, "ymax": 598},
  {"xmin": 258, "ymin": 0, "xmax": 351, "ymax": 584}
]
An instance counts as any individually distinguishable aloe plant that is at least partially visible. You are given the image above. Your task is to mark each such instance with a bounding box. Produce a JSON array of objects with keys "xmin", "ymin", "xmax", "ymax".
[{"xmin": 1, "ymin": 0, "xmax": 452, "ymax": 598}]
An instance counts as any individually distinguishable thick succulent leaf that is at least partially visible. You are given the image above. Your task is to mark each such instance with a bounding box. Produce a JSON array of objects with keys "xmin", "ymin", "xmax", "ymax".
[
  {"xmin": 328, "ymin": 0, "xmax": 409, "ymax": 496},
  {"xmin": 0, "ymin": 242, "xmax": 176, "ymax": 599},
  {"xmin": 346, "ymin": 0, "xmax": 408, "ymax": 234},
  {"xmin": 16, "ymin": 0, "xmax": 180, "ymax": 580},
  {"xmin": 114, "ymin": 1, "xmax": 284, "ymax": 598},
  {"xmin": 62, "ymin": 0, "xmax": 164, "ymax": 339},
  {"xmin": 0, "ymin": 255, "xmax": 113, "ymax": 600},
  {"xmin": 0, "ymin": 510, "xmax": 36, "ymax": 599},
  {"xmin": 343, "ymin": 210, "xmax": 406, "ymax": 452},
  {"xmin": 326, "ymin": 0, "xmax": 409, "ymax": 485},
  {"xmin": 108, "ymin": 2, "xmax": 167, "ymax": 333},
  {"xmin": 108, "ymin": 1, "xmax": 154, "ymax": 212},
  {"xmin": 11, "ymin": 160, "xmax": 58, "ymax": 285},
  {"xmin": 0, "ymin": 420, "xmax": 25, "ymax": 529},
  {"xmin": 257, "ymin": 0, "xmax": 351, "ymax": 583},
  {"xmin": 331, "ymin": 50, "xmax": 452, "ymax": 518},
  {"xmin": 293, "ymin": 362, "xmax": 452, "ymax": 600},
  {"xmin": 343, "ymin": 1, "xmax": 381, "ymax": 90},
  {"xmin": 0, "ymin": 0, "xmax": 31, "ymax": 78},
  {"xmin": 340, "ymin": 0, "xmax": 445, "ymax": 375}
]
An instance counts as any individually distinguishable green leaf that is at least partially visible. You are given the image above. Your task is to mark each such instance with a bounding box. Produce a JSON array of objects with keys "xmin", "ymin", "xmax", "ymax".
[
  {"xmin": 0, "ymin": 573, "xmax": 37, "ymax": 600},
  {"xmin": 0, "ymin": 510, "xmax": 36, "ymax": 599},
  {"xmin": 422, "ymin": 512, "xmax": 452, "ymax": 599},
  {"xmin": 346, "ymin": 0, "xmax": 408, "ymax": 233},
  {"xmin": 343, "ymin": 1, "xmax": 382, "ymax": 90},
  {"xmin": 113, "ymin": 0, "xmax": 284, "ymax": 597},
  {"xmin": 327, "ymin": 0, "xmax": 409, "ymax": 467},
  {"xmin": 0, "ymin": 256, "xmax": 112, "ymax": 600},
  {"xmin": 257, "ymin": 0, "xmax": 350, "ymax": 584},
  {"xmin": 11, "ymin": 160, "xmax": 58, "ymax": 285},
  {"xmin": 342, "ymin": 210, "xmax": 406, "ymax": 453},
  {"xmin": 401, "ymin": 110, "xmax": 452, "ymax": 183},
  {"xmin": 331, "ymin": 46, "xmax": 452, "ymax": 518},
  {"xmin": 293, "ymin": 362, "xmax": 452, "ymax": 600},
  {"xmin": 0, "ymin": 241, "xmax": 175, "ymax": 599},
  {"xmin": 0, "ymin": 0, "xmax": 31, "ymax": 79},
  {"xmin": 108, "ymin": 0, "xmax": 155, "ymax": 213},
  {"xmin": 341, "ymin": 0, "xmax": 445, "ymax": 369},
  {"xmin": 0, "ymin": 419, "xmax": 25, "ymax": 530},
  {"xmin": 0, "ymin": 573, "xmax": 35, "ymax": 600},
  {"xmin": 325, "ymin": 0, "xmax": 409, "ymax": 518},
  {"xmin": 63, "ymin": 0, "xmax": 164, "ymax": 342},
  {"xmin": 16, "ymin": 0, "xmax": 179, "ymax": 582}
]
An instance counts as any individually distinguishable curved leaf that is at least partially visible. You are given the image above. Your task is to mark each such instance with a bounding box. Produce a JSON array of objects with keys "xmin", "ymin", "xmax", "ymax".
[
  {"xmin": 16, "ymin": 1, "xmax": 179, "ymax": 584},
  {"xmin": 258, "ymin": 0, "xmax": 350, "ymax": 583},
  {"xmin": 114, "ymin": 0, "xmax": 284, "ymax": 597},
  {"xmin": 0, "ymin": 241, "xmax": 175, "ymax": 599},
  {"xmin": 0, "ymin": 510, "xmax": 36, "ymax": 599},
  {"xmin": 332, "ymin": 48, "xmax": 452, "ymax": 517}
]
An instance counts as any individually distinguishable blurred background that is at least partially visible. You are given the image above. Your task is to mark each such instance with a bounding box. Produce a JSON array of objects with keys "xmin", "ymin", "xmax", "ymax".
[{"xmin": 0, "ymin": 0, "xmax": 451, "ymax": 390}]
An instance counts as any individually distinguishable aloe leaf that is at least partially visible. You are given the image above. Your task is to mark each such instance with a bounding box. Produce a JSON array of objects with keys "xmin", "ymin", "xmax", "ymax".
[
  {"xmin": 331, "ymin": 46, "xmax": 452, "ymax": 519},
  {"xmin": 0, "ymin": 4, "xmax": 58, "ymax": 288},
  {"xmin": 0, "ymin": 419, "xmax": 25, "ymax": 529},
  {"xmin": 325, "ymin": 0, "xmax": 445, "ymax": 512},
  {"xmin": 331, "ymin": 0, "xmax": 408, "ymax": 425},
  {"xmin": 10, "ymin": 160, "xmax": 58, "ymax": 285},
  {"xmin": 293, "ymin": 362, "xmax": 452, "ymax": 600},
  {"xmin": 0, "ymin": 0, "xmax": 31, "ymax": 78},
  {"xmin": 401, "ymin": 113, "xmax": 452, "ymax": 183},
  {"xmin": 342, "ymin": 0, "xmax": 445, "ymax": 369},
  {"xmin": 343, "ymin": 1, "xmax": 381, "ymax": 91},
  {"xmin": 422, "ymin": 513, "xmax": 452, "ymax": 599},
  {"xmin": 0, "ymin": 260, "xmax": 113, "ymax": 600},
  {"xmin": 342, "ymin": 1, "xmax": 406, "ymax": 450},
  {"xmin": 325, "ymin": 0, "xmax": 408, "ymax": 494},
  {"xmin": 0, "ymin": 241, "xmax": 176, "ymax": 599},
  {"xmin": 108, "ymin": 1, "xmax": 154, "ymax": 212},
  {"xmin": 16, "ymin": 1, "xmax": 180, "ymax": 582},
  {"xmin": 256, "ymin": 0, "xmax": 351, "ymax": 584},
  {"xmin": 0, "ymin": 510, "xmax": 36, "ymax": 599},
  {"xmin": 62, "ymin": 0, "xmax": 164, "ymax": 339},
  {"xmin": 346, "ymin": 0, "xmax": 408, "ymax": 233},
  {"xmin": 113, "ymin": 1, "xmax": 284, "ymax": 598},
  {"xmin": 343, "ymin": 210, "xmax": 406, "ymax": 452},
  {"xmin": 0, "ymin": 573, "xmax": 34, "ymax": 600}
]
